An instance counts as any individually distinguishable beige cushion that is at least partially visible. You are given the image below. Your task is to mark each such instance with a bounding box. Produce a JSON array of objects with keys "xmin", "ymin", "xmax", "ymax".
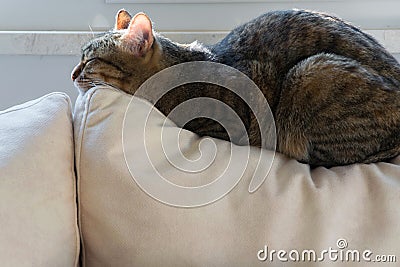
[
  {"xmin": 74, "ymin": 86, "xmax": 400, "ymax": 267},
  {"xmin": 0, "ymin": 93, "xmax": 79, "ymax": 267}
]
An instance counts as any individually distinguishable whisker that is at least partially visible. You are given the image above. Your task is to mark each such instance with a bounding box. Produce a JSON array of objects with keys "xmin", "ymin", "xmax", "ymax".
[{"xmin": 88, "ymin": 24, "xmax": 95, "ymax": 38}]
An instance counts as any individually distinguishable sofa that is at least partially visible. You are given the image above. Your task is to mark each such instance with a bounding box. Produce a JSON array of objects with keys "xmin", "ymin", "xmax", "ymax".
[{"xmin": 1, "ymin": 86, "xmax": 399, "ymax": 267}]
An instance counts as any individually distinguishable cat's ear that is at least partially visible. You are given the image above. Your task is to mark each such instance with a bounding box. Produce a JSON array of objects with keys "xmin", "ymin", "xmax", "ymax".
[
  {"xmin": 122, "ymin": 12, "xmax": 154, "ymax": 56},
  {"xmin": 115, "ymin": 9, "xmax": 132, "ymax": 30}
]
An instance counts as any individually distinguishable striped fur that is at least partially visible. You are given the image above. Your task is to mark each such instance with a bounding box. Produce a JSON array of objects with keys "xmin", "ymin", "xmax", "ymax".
[{"xmin": 72, "ymin": 9, "xmax": 400, "ymax": 167}]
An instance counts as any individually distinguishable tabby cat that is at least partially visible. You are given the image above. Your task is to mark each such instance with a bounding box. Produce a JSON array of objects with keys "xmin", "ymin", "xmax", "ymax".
[{"xmin": 72, "ymin": 9, "xmax": 400, "ymax": 167}]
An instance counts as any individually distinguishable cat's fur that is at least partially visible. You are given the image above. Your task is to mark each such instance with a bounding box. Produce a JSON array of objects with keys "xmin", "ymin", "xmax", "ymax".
[{"xmin": 72, "ymin": 9, "xmax": 400, "ymax": 167}]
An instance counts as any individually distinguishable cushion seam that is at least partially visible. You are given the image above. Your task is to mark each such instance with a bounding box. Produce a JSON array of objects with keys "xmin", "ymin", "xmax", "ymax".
[
  {"xmin": 66, "ymin": 95, "xmax": 81, "ymax": 267},
  {"xmin": 0, "ymin": 92, "xmax": 70, "ymax": 115},
  {"xmin": 75, "ymin": 89, "xmax": 102, "ymax": 267}
]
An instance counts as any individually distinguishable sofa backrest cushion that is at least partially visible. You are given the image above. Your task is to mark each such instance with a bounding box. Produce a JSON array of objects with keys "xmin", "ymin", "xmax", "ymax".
[
  {"xmin": 74, "ymin": 86, "xmax": 400, "ymax": 267},
  {"xmin": 0, "ymin": 93, "xmax": 79, "ymax": 267}
]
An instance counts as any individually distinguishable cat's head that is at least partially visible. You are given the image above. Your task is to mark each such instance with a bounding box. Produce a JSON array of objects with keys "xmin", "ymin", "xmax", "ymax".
[{"xmin": 72, "ymin": 9, "xmax": 161, "ymax": 94}]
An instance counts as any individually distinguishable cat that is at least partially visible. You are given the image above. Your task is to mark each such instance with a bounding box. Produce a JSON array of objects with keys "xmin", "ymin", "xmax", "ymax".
[{"xmin": 72, "ymin": 9, "xmax": 400, "ymax": 167}]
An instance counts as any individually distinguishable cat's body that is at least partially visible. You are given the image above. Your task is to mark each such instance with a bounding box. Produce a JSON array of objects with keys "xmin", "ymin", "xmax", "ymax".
[{"xmin": 72, "ymin": 9, "xmax": 400, "ymax": 167}]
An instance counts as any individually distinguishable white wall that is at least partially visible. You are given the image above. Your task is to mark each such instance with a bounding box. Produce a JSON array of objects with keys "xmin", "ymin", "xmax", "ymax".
[
  {"xmin": 1, "ymin": 1, "xmax": 400, "ymax": 110},
  {"xmin": 0, "ymin": 55, "xmax": 78, "ymax": 110},
  {"xmin": 1, "ymin": 1, "xmax": 400, "ymax": 31}
]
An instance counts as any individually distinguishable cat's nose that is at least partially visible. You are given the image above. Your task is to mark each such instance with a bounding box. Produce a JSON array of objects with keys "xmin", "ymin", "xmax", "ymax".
[{"xmin": 71, "ymin": 63, "xmax": 83, "ymax": 81}]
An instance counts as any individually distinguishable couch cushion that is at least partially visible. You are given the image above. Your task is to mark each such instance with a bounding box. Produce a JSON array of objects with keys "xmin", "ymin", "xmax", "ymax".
[
  {"xmin": 0, "ymin": 93, "xmax": 79, "ymax": 267},
  {"xmin": 74, "ymin": 86, "xmax": 400, "ymax": 267}
]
